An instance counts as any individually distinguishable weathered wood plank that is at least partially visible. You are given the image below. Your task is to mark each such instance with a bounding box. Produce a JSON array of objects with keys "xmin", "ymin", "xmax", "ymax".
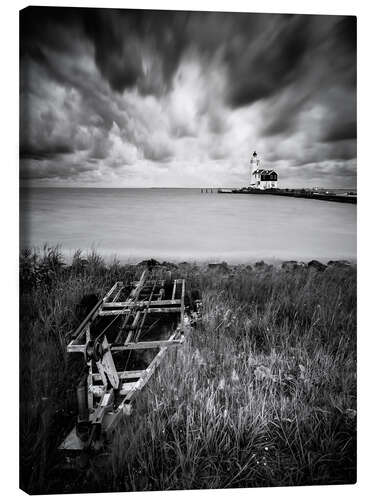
[
  {"xmin": 89, "ymin": 381, "xmax": 137, "ymax": 397},
  {"xmin": 67, "ymin": 344, "xmax": 86, "ymax": 353},
  {"xmin": 70, "ymin": 298, "xmax": 103, "ymax": 341},
  {"xmin": 112, "ymin": 285, "xmax": 124, "ymax": 302},
  {"xmin": 99, "ymin": 307, "xmax": 181, "ymax": 316},
  {"xmin": 103, "ymin": 299, "xmax": 181, "ymax": 308},
  {"xmin": 110, "ymin": 338, "xmax": 184, "ymax": 350},
  {"xmin": 103, "ymin": 282, "xmax": 121, "ymax": 303},
  {"xmin": 119, "ymin": 382, "xmax": 137, "ymax": 395},
  {"xmin": 125, "ymin": 310, "xmax": 142, "ymax": 343},
  {"xmin": 181, "ymin": 278, "xmax": 185, "ymax": 325},
  {"xmin": 98, "ymin": 336, "xmax": 119, "ymax": 389},
  {"xmin": 92, "ymin": 370, "xmax": 144, "ymax": 382}
]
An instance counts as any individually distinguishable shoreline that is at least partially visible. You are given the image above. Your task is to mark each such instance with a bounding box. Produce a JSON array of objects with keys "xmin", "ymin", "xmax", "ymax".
[{"xmin": 20, "ymin": 245, "xmax": 357, "ymax": 268}]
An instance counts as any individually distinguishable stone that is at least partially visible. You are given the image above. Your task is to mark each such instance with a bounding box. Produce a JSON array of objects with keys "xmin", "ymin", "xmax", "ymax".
[
  {"xmin": 136, "ymin": 258, "xmax": 161, "ymax": 270},
  {"xmin": 307, "ymin": 260, "xmax": 327, "ymax": 272},
  {"xmin": 282, "ymin": 260, "xmax": 298, "ymax": 270},
  {"xmin": 208, "ymin": 261, "xmax": 230, "ymax": 273},
  {"xmin": 327, "ymin": 260, "xmax": 351, "ymax": 268}
]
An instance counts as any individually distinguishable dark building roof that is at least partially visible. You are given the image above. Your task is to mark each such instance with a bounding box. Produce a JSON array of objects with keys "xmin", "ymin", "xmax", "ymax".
[{"xmin": 253, "ymin": 169, "xmax": 277, "ymax": 175}]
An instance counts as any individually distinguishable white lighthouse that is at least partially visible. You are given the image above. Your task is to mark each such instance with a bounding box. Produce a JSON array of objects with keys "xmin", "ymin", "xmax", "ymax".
[
  {"xmin": 249, "ymin": 151, "xmax": 278, "ymax": 190},
  {"xmin": 250, "ymin": 151, "xmax": 260, "ymax": 185}
]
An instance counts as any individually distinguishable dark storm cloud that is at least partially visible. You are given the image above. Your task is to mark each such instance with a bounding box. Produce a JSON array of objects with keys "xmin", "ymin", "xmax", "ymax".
[
  {"xmin": 20, "ymin": 7, "xmax": 190, "ymax": 97},
  {"xmin": 322, "ymin": 121, "xmax": 357, "ymax": 143},
  {"xmin": 20, "ymin": 158, "xmax": 96, "ymax": 180},
  {"xmin": 19, "ymin": 7, "xmax": 356, "ymax": 185},
  {"xmin": 81, "ymin": 9, "xmax": 191, "ymax": 96},
  {"xmin": 224, "ymin": 15, "xmax": 313, "ymax": 107},
  {"xmin": 22, "ymin": 9, "xmax": 356, "ymax": 105}
]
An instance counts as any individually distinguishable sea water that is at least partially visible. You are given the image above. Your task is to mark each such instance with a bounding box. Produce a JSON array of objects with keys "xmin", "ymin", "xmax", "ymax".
[{"xmin": 20, "ymin": 188, "xmax": 356, "ymax": 263}]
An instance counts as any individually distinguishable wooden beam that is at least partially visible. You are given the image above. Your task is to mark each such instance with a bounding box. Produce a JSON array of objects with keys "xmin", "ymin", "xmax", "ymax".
[
  {"xmin": 119, "ymin": 382, "xmax": 137, "ymax": 396},
  {"xmin": 89, "ymin": 381, "xmax": 137, "ymax": 397},
  {"xmin": 98, "ymin": 336, "xmax": 119, "ymax": 389},
  {"xmin": 92, "ymin": 370, "xmax": 144, "ymax": 382},
  {"xmin": 125, "ymin": 310, "xmax": 142, "ymax": 343},
  {"xmin": 99, "ymin": 307, "xmax": 181, "ymax": 316},
  {"xmin": 87, "ymin": 360, "xmax": 94, "ymax": 410},
  {"xmin": 68, "ymin": 336, "xmax": 183, "ymax": 353},
  {"xmin": 129, "ymin": 270, "xmax": 147, "ymax": 299},
  {"xmin": 67, "ymin": 344, "xmax": 86, "ymax": 353},
  {"xmin": 180, "ymin": 279, "xmax": 185, "ymax": 325},
  {"xmin": 103, "ymin": 282, "xmax": 121, "ymax": 303},
  {"xmin": 70, "ymin": 297, "xmax": 103, "ymax": 340},
  {"xmin": 110, "ymin": 338, "xmax": 184, "ymax": 350},
  {"xmin": 103, "ymin": 299, "xmax": 181, "ymax": 308},
  {"xmin": 112, "ymin": 284, "xmax": 124, "ymax": 302}
]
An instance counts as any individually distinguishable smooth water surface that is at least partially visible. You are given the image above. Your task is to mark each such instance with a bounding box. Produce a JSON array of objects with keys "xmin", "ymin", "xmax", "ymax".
[{"xmin": 20, "ymin": 188, "xmax": 356, "ymax": 263}]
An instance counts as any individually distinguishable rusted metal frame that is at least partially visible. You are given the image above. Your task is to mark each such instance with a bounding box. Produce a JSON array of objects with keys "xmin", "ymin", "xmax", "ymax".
[
  {"xmin": 99, "ymin": 307, "xmax": 182, "ymax": 316},
  {"xmin": 102, "ymin": 299, "xmax": 181, "ymax": 308}
]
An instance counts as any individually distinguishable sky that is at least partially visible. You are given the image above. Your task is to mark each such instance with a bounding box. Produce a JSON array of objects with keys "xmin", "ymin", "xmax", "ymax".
[{"xmin": 20, "ymin": 7, "xmax": 356, "ymax": 188}]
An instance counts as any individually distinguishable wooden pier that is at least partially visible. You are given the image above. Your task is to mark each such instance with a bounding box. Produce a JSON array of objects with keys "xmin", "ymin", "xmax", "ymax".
[{"xmin": 218, "ymin": 187, "xmax": 356, "ymax": 204}]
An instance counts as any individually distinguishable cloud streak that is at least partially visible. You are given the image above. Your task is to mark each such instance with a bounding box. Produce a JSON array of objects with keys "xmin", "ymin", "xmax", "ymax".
[{"xmin": 20, "ymin": 7, "xmax": 356, "ymax": 188}]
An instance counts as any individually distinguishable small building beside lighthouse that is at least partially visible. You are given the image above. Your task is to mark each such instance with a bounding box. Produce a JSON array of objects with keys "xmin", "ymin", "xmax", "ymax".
[{"xmin": 249, "ymin": 151, "xmax": 278, "ymax": 190}]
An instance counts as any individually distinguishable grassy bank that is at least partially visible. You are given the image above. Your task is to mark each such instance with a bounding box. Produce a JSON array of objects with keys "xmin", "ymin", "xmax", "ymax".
[{"xmin": 20, "ymin": 247, "xmax": 356, "ymax": 494}]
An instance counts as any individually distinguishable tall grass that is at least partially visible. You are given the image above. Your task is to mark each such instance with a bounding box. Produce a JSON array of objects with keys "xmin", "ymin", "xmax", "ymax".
[{"xmin": 19, "ymin": 249, "xmax": 356, "ymax": 493}]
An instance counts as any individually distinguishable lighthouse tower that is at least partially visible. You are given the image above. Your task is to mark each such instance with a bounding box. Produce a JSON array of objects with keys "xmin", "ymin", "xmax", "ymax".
[{"xmin": 250, "ymin": 151, "xmax": 260, "ymax": 186}]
